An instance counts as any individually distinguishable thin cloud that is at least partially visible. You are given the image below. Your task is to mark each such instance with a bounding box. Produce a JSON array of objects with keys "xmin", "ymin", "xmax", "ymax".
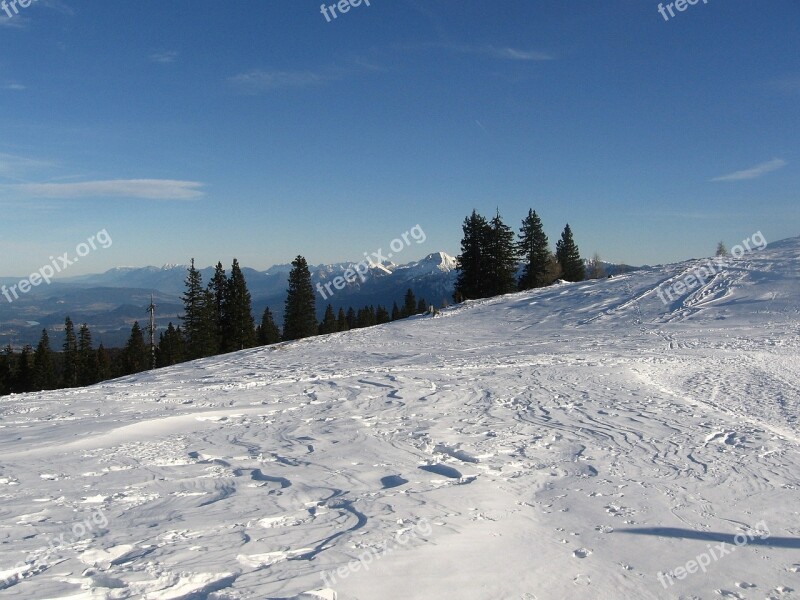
[
  {"xmin": 396, "ymin": 42, "xmax": 555, "ymax": 62},
  {"xmin": 0, "ymin": 153, "xmax": 53, "ymax": 180},
  {"xmin": 3, "ymin": 82, "xmax": 26, "ymax": 91},
  {"xmin": 6, "ymin": 179, "xmax": 205, "ymax": 200},
  {"xmin": 149, "ymin": 51, "xmax": 178, "ymax": 64},
  {"xmin": 229, "ymin": 68, "xmax": 335, "ymax": 92},
  {"xmin": 711, "ymin": 159, "xmax": 787, "ymax": 182},
  {"xmin": 482, "ymin": 46, "xmax": 554, "ymax": 61}
]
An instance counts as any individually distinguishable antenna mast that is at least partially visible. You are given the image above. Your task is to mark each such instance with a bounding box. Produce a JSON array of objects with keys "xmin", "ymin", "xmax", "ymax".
[{"xmin": 147, "ymin": 294, "xmax": 156, "ymax": 370}]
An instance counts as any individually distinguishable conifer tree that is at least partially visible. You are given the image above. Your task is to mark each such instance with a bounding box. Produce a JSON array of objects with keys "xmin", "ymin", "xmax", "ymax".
[
  {"xmin": 376, "ymin": 305, "xmax": 390, "ymax": 324},
  {"xmin": 157, "ymin": 323, "xmax": 185, "ymax": 367},
  {"xmin": 62, "ymin": 316, "xmax": 79, "ymax": 388},
  {"xmin": 33, "ymin": 329, "xmax": 55, "ymax": 391},
  {"xmin": 485, "ymin": 210, "xmax": 518, "ymax": 296},
  {"xmin": 0, "ymin": 345, "xmax": 13, "ymax": 396},
  {"xmin": 336, "ymin": 307, "xmax": 348, "ymax": 332},
  {"xmin": 319, "ymin": 304, "xmax": 338, "ymax": 334},
  {"xmin": 556, "ymin": 224, "xmax": 585, "ymax": 282},
  {"xmin": 97, "ymin": 343, "xmax": 112, "ymax": 381},
  {"xmin": 15, "ymin": 345, "xmax": 34, "ymax": 393},
  {"xmin": 283, "ymin": 256, "xmax": 317, "ymax": 341},
  {"xmin": 208, "ymin": 262, "xmax": 227, "ymax": 352},
  {"xmin": 122, "ymin": 321, "xmax": 149, "ymax": 375},
  {"xmin": 454, "ymin": 210, "xmax": 491, "ymax": 301},
  {"xmin": 518, "ymin": 209, "xmax": 551, "ymax": 290},
  {"xmin": 346, "ymin": 307, "xmax": 356, "ymax": 329},
  {"xmin": 77, "ymin": 323, "xmax": 98, "ymax": 386},
  {"xmin": 256, "ymin": 307, "xmax": 282, "ymax": 345},
  {"xmin": 417, "ymin": 298, "xmax": 428, "ymax": 314},
  {"xmin": 222, "ymin": 259, "xmax": 256, "ymax": 351},
  {"xmin": 391, "ymin": 301, "xmax": 401, "ymax": 321},
  {"xmin": 182, "ymin": 259, "xmax": 214, "ymax": 359},
  {"xmin": 403, "ymin": 288, "xmax": 417, "ymax": 317}
]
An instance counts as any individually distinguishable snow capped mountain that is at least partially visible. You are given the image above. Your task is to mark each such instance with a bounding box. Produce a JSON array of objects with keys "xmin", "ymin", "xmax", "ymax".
[{"xmin": 1, "ymin": 236, "xmax": 797, "ymax": 599}]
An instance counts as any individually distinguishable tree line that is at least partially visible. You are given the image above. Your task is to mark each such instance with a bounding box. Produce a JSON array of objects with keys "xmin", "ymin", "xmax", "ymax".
[
  {"xmin": 454, "ymin": 209, "xmax": 590, "ymax": 302},
  {"xmin": 0, "ymin": 257, "xmax": 430, "ymax": 396}
]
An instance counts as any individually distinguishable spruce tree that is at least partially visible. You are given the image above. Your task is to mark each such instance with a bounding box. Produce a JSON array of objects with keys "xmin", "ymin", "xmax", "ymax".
[
  {"xmin": 391, "ymin": 301, "xmax": 401, "ymax": 321},
  {"xmin": 97, "ymin": 344, "xmax": 112, "ymax": 381},
  {"xmin": 256, "ymin": 307, "xmax": 282, "ymax": 345},
  {"xmin": 485, "ymin": 210, "xmax": 518, "ymax": 296},
  {"xmin": 376, "ymin": 305, "xmax": 390, "ymax": 324},
  {"xmin": 62, "ymin": 317, "xmax": 79, "ymax": 388},
  {"xmin": 518, "ymin": 209, "xmax": 551, "ymax": 290},
  {"xmin": 14, "ymin": 345, "xmax": 34, "ymax": 393},
  {"xmin": 417, "ymin": 298, "xmax": 428, "ymax": 314},
  {"xmin": 0, "ymin": 346, "xmax": 13, "ymax": 396},
  {"xmin": 182, "ymin": 259, "xmax": 213, "ymax": 359},
  {"xmin": 157, "ymin": 323, "xmax": 185, "ymax": 367},
  {"xmin": 77, "ymin": 323, "xmax": 98, "ymax": 386},
  {"xmin": 283, "ymin": 256, "xmax": 317, "ymax": 341},
  {"xmin": 208, "ymin": 262, "xmax": 227, "ymax": 352},
  {"xmin": 336, "ymin": 307, "xmax": 348, "ymax": 332},
  {"xmin": 556, "ymin": 224, "xmax": 585, "ymax": 282},
  {"xmin": 403, "ymin": 288, "xmax": 417, "ymax": 317},
  {"xmin": 222, "ymin": 259, "xmax": 256, "ymax": 351},
  {"xmin": 319, "ymin": 304, "xmax": 337, "ymax": 334},
  {"xmin": 346, "ymin": 307, "xmax": 356, "ymax": 329},
  {"xmin": 33, "ymin": 329, "xmax": 55, "ymax": 391},
  {"xmin": 122, "ymin": 321, "xmax": 149, "ymax": 375},
  {"xmin": 454, "ymin": 210, "xmax": 491, "ymax": 301}
]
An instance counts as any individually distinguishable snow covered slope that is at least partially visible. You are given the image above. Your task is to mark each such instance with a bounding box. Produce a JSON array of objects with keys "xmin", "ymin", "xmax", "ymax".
[{"xmin": 1, "ymin": 237, "xmax": 798, "ymax": 600}]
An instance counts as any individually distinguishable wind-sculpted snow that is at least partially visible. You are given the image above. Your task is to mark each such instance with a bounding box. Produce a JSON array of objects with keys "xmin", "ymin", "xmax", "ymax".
[{"xmin": 1, "ymin": 237, "xmax": 799, "ymax": 599}]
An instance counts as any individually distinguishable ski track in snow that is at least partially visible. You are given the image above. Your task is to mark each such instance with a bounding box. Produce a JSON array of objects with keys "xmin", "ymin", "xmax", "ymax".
[{"xmin": 1, "ymin": 238, "xmax": 799, "ymax": 599}]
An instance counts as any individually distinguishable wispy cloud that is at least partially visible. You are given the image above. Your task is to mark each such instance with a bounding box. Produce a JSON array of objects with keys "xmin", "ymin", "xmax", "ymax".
[
  {"xmin": 0, "ymin": 153, "xmax": 53, "ymax": 180},
  {"xmin": 149, "ymin": 51, "xmax": 178, "ymax": 64},
  {"xmin": 766, "ymin": 74, "xmax": 800, "ymax": 94},
  {"xmin": 481, "ymin": 46, "xmax": 554, "ymax": 61},
  {"xmin": 229, "ymin": 68, "xmax": 335, "ymax": 92},
  {"xmin": 711, "ymin": 158, "xmax": 787, "ymax": 182},
  {"xmin": 5, "ymin": 179, "xmax": 205, "ymax": 200},
  {"xmin": 3, "ymin": 82, "xmax": 26, "ymax": 91},
  {"xmin": 0, "ymin": 15, "xmax": 27, "ymax": 28}
]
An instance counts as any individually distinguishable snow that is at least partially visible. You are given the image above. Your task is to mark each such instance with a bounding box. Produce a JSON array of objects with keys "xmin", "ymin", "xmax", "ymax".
[{"xmin": 1, "ymin": 237, "xmax": 799, "ymax": 599}]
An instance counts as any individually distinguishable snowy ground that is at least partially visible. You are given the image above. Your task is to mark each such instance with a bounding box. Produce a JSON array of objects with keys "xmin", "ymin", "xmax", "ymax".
[{"xmin": 1, "ymin": 237, "xmax": 799, "ymax": 600}]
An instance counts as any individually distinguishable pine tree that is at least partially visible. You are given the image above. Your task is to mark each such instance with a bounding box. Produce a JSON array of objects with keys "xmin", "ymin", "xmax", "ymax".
[
  {"xmin": 556, "ymin": 224, "xmax": 585, "ymax": 282},
  {"xmin": 222, "ymin": 259, "xmax": 256, "ymax": 351},
  {"xmin": 208, "ymin": 262, "xmax": 227, "ymax": 352},
  {"xmin": 417, "ymin": 298, "xmax": 428, "ymax": 314},
  {"xmin": 485, "ymin": 210, "xmax": 518, "ymax": 296},
  {"xmin": 77, "ymin": 324, "xmax": 98, "ymax": 386},
  {"xmin": 33, "ymin": 329, "xmax": 56, "ymax": 391},
  {"xmin": 62, "ymin": 316, "xmax": 79, "ymax": 388},
  {"xmin": 256, "ymin": 307, "xmax": 282, "ymax": 345},
  {"xmin": 336, "ymin": 307, "xmax": 348, "ymax": 332},
  {"xmin": 454, "ymin": 210, "xmax": 491, "ymax": 301},
  {"xmin": 403, "ymin": 288, "xmax": 417, "ymax": 318},
  {"xmin": 283, "ymin": 256, "xmax": 317, "ymax": 341},
  {"xmin": 122, "ymin": 321, "xmax": 149, "ymax": 375},
  {"xmin": 716, "ymin": 241, "xmax": 728, "ymax": 257},
  {"xmin": 391, "ymin": 301, "xmax": 401, "ymax": 321},
  {"xmin": 517, "ymin": 209, "xmax": 551, "ymax": 290},
  {"xmin": 319, "ymin": 304, "xmax": 338, "ymax": 334},
  {"xmin": 346, "ymin": 307, "xmax": 356, "ymax": 329}
]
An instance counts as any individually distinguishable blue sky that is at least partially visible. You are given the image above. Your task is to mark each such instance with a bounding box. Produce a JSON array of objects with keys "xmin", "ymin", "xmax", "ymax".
[{"xmin": 0, "ymin": 0, "xmax": 797, "ymax": 276}]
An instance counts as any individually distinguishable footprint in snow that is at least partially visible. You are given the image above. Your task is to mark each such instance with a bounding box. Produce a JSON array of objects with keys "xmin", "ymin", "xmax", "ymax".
[{"xmin": 573, "ymin": 548, "xmax": 592, "ymax": 558}]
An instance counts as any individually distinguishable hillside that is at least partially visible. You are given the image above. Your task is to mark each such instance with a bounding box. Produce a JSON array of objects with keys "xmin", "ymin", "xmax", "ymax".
[{"xmin": 1, "ymin": 237, "xmax": 798, "ymax": 599}]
